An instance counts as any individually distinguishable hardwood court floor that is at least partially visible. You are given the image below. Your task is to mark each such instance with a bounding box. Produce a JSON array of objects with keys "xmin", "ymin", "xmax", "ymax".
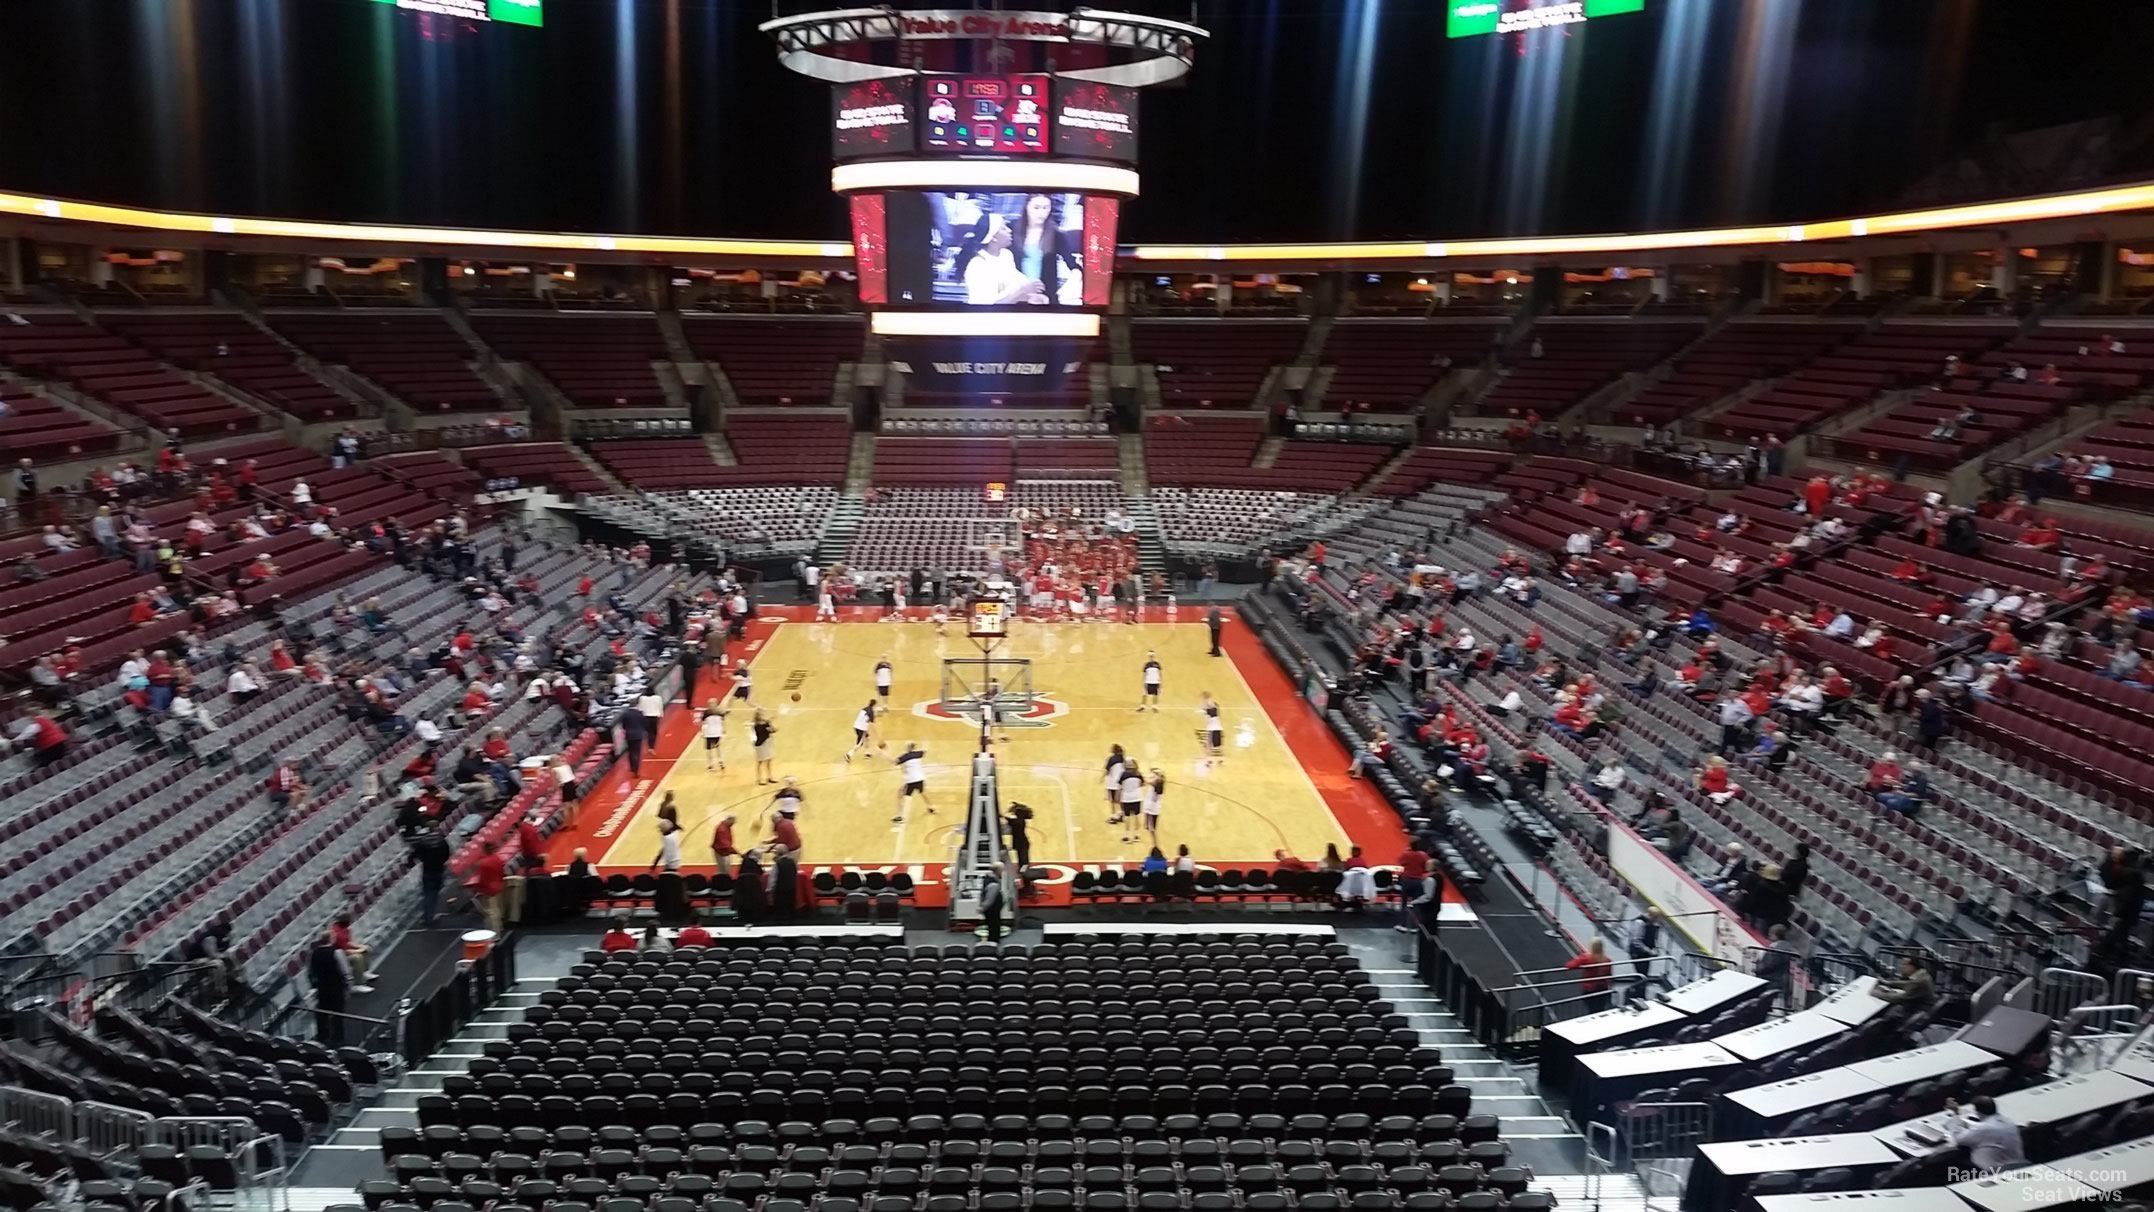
[{"xmin": 578, "ymin": 611, "xmax": 1399, "ymax": 872}]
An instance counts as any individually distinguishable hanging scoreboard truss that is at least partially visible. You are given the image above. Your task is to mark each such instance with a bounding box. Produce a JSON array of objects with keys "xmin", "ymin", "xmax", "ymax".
[{"xmin": 762, "ymin": 7, "xmax": 1206, "ymax": 88}]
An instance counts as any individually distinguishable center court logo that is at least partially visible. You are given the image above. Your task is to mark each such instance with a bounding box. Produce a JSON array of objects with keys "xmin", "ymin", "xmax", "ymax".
[{"xmin": 913, "ymin": 696, "xmax": 1069, "ymax": 729}]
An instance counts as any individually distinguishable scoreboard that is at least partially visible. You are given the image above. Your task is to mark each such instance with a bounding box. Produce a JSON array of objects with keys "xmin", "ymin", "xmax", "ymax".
[
  {"xmin": 367, "ymin": 0, "xmax": 544, "ymax": 26},
  {"xmin": 1445, "ymin": 0, "xmax": 1643, "ymax": 37},
  {"xmin": 833, "ymin": 74, "xmax": 1138, "ymax": 165},
  {"xmin": 922, "ymin": 76, "xmax": 1050, "ymax": 155}
]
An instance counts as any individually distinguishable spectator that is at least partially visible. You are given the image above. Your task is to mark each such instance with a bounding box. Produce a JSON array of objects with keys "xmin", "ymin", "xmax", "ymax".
[
  {"xmin": 600, "ymin": 916, "xmax": 638, "ymax": 953},
  {"xmin": 1945, "ymin": 1096, "xmax": 2028, "ymax": 1173},
  {"xmin": 9, "ymin": 714, "xmax": 69, "ymax": 766},
  {"xmin": 329, "ymin": 913, "xmax": 375, "ymax": 994},
  {"xmin": 1565, "ymin": 938, "xmax": 1613, "ymax": 1012},
  {"xmin": 1875, "ymin": 955, "xmax": 1935, "ymax": 1007},
  {"xmin": 1394, "ymin": 840, "xmax": 1432, "ymax": 933},
  {"xmin": 1649, "ymin": 807, "xmax": 1693, "ymax": 858},
  {"xmin": 226, "ymin": 662, "xmax": 264, "ymax": 703},
  {"xmin": 1916, "ymin": 689, "xmax": 1948, "ymax": 750},
  {"xmin": 1703, "ymin": 843, "xmax": 1749, "ymax": 895},
  {"xmin": 409, "ymin": 825, "xmax": 450, "ymax": 928},
  {"xmin": 1755, "ymin": 923, "xmax": 1796, "ymax": 1000},
  {"xmin": 469, "ymin": 846, "xmax": 509, "ymax": 933},
  {"xmin": 266, "ymin": 761, "xmax": 305, "ymax": 811},
  {"xmin": 307, "ymin": 932, "xmax": 351, "ymax": 1045},
  {"xmin": 1716, "ymin": 693, "xmax": 1754, "ymax": 754},
  {"xmin": 1695, "ymin": 755, "xmax": 1739, "ymax": 803}
]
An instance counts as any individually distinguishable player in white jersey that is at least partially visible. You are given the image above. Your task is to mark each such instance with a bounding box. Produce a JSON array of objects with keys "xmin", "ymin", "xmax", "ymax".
[
  {"xmin": 874, "ymin": 657, "xmax": 893, "ymax": 702},
  {"xmin": 1102, "ymin": 744, "xmax": 1128, "ymax": 823},
  {"xmin": 890, "ymin": 741, "xmax": 935, "ymax": 823},
  {"xmin": 1143, "ymin": 769, "xmax": 1165, "ymax": 841},
  {"xmin": 732, "ymin": 663, "xmax": 753, "ymax": 702},
  {"xmin": 1116, "ymin": 766, "xmax": 1145, "ymax": 843},
  {"xmin": 770, "ymin": 776, "xmax": 803, "ymax": 821},
  {"xmin": 1139, "ymin": 651, "xmax": 1162, "ymax": 712},
  {"xmin": 844, "ymin": 700, "xmax": 882, "ymax": 762},
  {"xmin": 698, "ymin": 699, "xmax": 729, "ymax": 771},
  {"xmin": 815, "ymin": 575, "xmax": 838, "ymax": 622},
  {"xmin": 1200, "ymin": 692, "xmax": 1224, "ymax": 765}
]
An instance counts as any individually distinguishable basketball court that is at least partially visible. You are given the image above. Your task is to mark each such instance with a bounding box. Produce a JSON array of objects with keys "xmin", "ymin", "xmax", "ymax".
[{"xmin": 546, "ymin": 606, "xmax": 1414, "ymax": 897}]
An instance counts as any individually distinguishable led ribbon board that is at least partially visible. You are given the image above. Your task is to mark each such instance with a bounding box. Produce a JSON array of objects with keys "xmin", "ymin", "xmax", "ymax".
[
  {"xmin": 1446, "ymin": 0, "xmax": 1642, "ymax": 38},
  {"xmin": 368, "ymin": 0, "xmax": 544, "ymax": 27}
]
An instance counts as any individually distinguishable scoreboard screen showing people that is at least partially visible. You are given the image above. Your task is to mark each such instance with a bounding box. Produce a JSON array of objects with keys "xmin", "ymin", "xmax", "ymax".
[
  {"xmin": 832, "ymin": 78, "xmax": 916, "ymax": 158},
  {"xmin": 1446, "ymin": 0, "xmax": 1644, "ymax": 37},
  {"xmin": 882, "ymin": 191, "xmax": 1099, "ymax": 308},
  {"xmin": 921, "ymin": 75, "xmax": 1050, "ymax": 154}
]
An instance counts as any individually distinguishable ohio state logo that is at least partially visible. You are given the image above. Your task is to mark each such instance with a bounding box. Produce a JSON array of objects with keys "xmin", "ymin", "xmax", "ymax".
[{"xmin": 914, "ymin": 696, "xmax": 1069, "ymax": 729}]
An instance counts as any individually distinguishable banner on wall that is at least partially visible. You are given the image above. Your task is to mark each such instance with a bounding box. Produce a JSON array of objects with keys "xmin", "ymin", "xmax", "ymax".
[{"xmin": 1599, "ymin": 807, "xmax": 1762, "ymax": 965}]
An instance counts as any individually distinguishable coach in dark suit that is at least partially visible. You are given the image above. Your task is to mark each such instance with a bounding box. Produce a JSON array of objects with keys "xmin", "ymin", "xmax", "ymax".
[{"xmin": 1207, "ymin": 606, "xmax": 1224, "ymax": 657}]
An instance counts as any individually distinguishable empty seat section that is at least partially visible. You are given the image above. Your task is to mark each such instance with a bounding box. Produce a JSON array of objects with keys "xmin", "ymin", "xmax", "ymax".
[
  {"xmin": 100, "ymin": 314, "xmax": 355, "ymax": 422},
  {"xmin": 0, "ymin": 316, "xmax": 261, "ymax": 436},
  {"xmin": 683, "ymin": 317, "xmax": 862, "ymax": 406},
  {"xmin": 1708, "ymin": 323, "xmax": 2011, "ymax": 442},
  {"xmin": 469, "ymin": 314, "xmax": 670, "ymax": 408},
  {"xmin": 1319, "ymin": 320, "xmax": 1500, "ymax": 410},
  {"xmin": 588, "ymin": 438, "xmax": 724, "ymax": 490},
  {"xmin": 462, "ymin": 442, "xmax": 610, "ymax": 494},
  {"xmin": 1471, "ymin": 321, "xmax": 1698, "ymax": 418},
  {"xmin": 0, "ymin": 388, "xmax": 118, "ymax": 460},
  {"xmin": 719, "ymin": 414, "xmax": 851, "ymax": 485},
  {"xmin": 1144, "ymin": 416, "xmax": 1268, "ymax": 486},
  {"xmin": 871, "ymin": 438, "xmax": 1014, "ymax": 487},
  {"xmin": 268, "ymin": 313, "xmax": 499, "ymax": 412},
  {"xmin": 1013, "ymin": 438, "xmax": 1119, "ymax": 475},
  {"xmin": 1132, "ymin": 319, "xmax": 1307, "ymax": 409},
  {"xmin": 1617, "ymin": 322, "xmax": 1858, "ymax": 427},
  {"xmin": 1369, "ymin": 447, "xmax": 1512, "ymax": 496}
]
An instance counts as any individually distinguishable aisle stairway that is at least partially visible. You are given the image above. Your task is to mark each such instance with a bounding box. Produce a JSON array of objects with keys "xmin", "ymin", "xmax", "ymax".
[
  {"xmin": 817, "ymin": 495, "xmax": 865, "ymax": 567},
  {"xmin": 1127, "ymin": 494, "xmax": 1169, "ymax": 579},
  {"xmin": 291, "ymin": 979, "xmax": 548, "ymax": 1187}
]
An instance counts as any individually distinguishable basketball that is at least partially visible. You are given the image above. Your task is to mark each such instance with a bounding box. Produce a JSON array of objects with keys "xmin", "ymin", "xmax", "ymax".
[
  {"xmin": 878, "ymin": 740, "xmax": 888, "ymax": 750},
  {"xmin": 790, "ymin": 691, "xmax": 801, "ymax": 702}
]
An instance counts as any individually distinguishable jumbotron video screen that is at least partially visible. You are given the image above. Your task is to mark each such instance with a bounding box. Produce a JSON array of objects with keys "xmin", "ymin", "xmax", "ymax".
[{"xmin": 853, "ymin": 192, "xmax": 1118, "ymax": 309}]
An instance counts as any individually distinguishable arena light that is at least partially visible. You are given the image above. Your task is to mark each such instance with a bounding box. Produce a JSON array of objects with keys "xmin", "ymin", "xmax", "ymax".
[
  {"xmin": 1125, "ymin": 181, "xmax": 2154, "ymax": 262},
  {"xmin": 0, "ymin": 192, "xmax": 851, "ymax": 259},
  {"xmin": 870, "ymin": 311, "xmax": 1100, "ymax": 338},
  {"xmin": 831, "ymin": 161, "xmax": 1140, "ymax": 196}
]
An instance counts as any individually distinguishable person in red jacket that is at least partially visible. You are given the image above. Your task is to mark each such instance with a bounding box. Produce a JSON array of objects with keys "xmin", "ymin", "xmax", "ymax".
[
  {"xmin": 599, "ymin": 917, "xmax": 638, "ymax": 953},
  {"xmin": 1804, "ymin": 475, "xmax": 1832, "ymax": 518},
  {"xmin": 1566, "ymin": 938, "xmax": 1613, "ymax": 1011},
  {"xmin": 469, "ymin": 848, "xmax": 509, "ymax": 933},
  {"xmin": 11, "ymin": 714, "xmax": 69, "ymax": 766},
  {"xmin": 2017, "ymin": 520, "xmax": 2060, "ymax": 550},
  {"xmin": 710, "ymin": 814, "xmax": 739, "ymax": 877},
  {"xmin": 266, "ymin": 762, "xmax": 305, "ymax": 811},
  {"xmin": 676, "ymin": 920, "xmax": 713, "ymax": 948}
]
